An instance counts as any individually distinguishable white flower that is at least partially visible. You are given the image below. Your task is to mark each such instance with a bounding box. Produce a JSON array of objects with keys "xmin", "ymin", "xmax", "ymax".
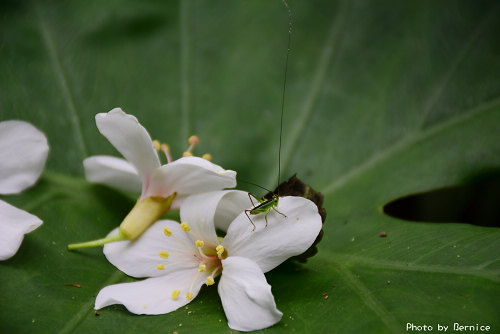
[
  {"xmin": 67, "ymin": 108, "xmax": 237, "ymax": 249},
  {"xmin": 95, "ymin": 190, "xmax": 322, "ymax": 332},
  {"xmin": 0, "ymin": 120, "xmax": 49, "ymax": 260},
  {"xmin": 83, "ymin": 108, "xmax": 236, "ymax": 209}
]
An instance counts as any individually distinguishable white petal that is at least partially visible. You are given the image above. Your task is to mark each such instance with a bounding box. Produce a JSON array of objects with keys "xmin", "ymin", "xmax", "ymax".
[
  {"xmin": 145, "ymin": 156, "xmax": 236, "ymax": 198},
  {"xmin": 170, "ymin": 195, "xmax": 186, "ymax": 210},
  {"xmin": 95, "ymin": 108, "xmax": 160, "ymax": 190},
  {"xmin": 223, "ymin": 196, "xmax": 322, "ymax": 273},
  {"xmin": 83, "ymin": 155, "xmax": 142, "ymax": 194},
  {"xmin": 218, "ymin": 256, "xmax": 282, "ymax": 332},
  {"xmin": 0, "ymin": 120, "xmax": 49, "ymax": 194},
  {"xmin": 179, "ymin": 191, "xmax": 227, "ymax": 246},
  {"xmin": 179, "ymin": 190, "xmax": 249, "ymax": 245},
  {"xmin": 104, "ymin": 220, "xmax": 198, "ymax": 278},
  {"xmin": 0, "ymin": 200, "xmax": 42, "ymax": 260},
  {"xmin": 95, "ymin": 268, "xmax": 206, "ymax": 315},
  {"xmin": 212, "ymin": 190, "xmax": 250, "ymax": 231}
]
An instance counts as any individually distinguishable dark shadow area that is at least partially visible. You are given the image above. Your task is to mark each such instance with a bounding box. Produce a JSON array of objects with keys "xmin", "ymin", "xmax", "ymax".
[
  {"xmin": 383, "ymin": 169, "xmax": 500, "ymax": 227},
  {"xmin": 0, "ymin": 0, "xmax": 28, "ymax": 16},
  {"xmin": 272, "ymin": 257, "xmax": 311, "ymax": 275},
  {"xmin": 89, "ymin": 184, "xmax": 135, "ymax": 221},
  {"xmin": 84, "ymin": 13, "xmax": 169, "ymax": 46}
]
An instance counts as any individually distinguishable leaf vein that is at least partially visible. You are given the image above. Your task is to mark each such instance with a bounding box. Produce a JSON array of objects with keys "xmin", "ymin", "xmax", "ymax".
[
  {"xmin": 36, "ymin": 5, "xmax": 89, "ymax": 158},
  {"xmin": 58, "ymin": 270, "xmax": 125, "ymax": 334},
  {"xmin": 412, "ymin": 234, "xmax": 476, "ymax": 265},
  {"xmin": 416, "ymin": 6, "xmax": 497, "ymax": 130},
  {"xmin": 332, "ymin": 260, "xmax": 402, "ymax": 333},
  {"xmin": 334, "ymin": 253, "xmax": 500, "ymax": 283},
  {"xmin": 322, "ymin": 95, "xmax": 500, "ymax": 195}
]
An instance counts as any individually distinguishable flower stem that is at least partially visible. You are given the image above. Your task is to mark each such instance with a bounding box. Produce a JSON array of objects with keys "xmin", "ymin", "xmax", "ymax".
[
  {"xmin": 67, "ymin": 192, "xmax": 177, "ymax": 250},
  {"xmin": 67, "ymin": 230, "xmax": 128, "ymax": 250}
]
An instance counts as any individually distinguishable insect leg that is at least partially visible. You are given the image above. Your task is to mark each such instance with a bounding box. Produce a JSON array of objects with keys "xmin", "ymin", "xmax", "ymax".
[
  {"xmin": 264, "ymin": 210, "xmax": 270, "ymax": 227},
  {"xmin": 245, "ymin": 209, "xmax": 256, "ymax": 231},
  {"xmin": 272, "ymin": 206, "xmax": 287, "ymax": 219},
  {"xmin": 247, "ymin": 193, "xmax": 258, "ymax": 207}
]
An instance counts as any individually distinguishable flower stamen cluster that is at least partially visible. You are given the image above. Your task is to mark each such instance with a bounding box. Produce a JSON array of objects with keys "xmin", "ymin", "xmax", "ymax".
[
  {"xmin": 153, "ymin": 134, "xmax": 209, "ymax": 163},
  {"xmin": 159, "ymin": 220, "xmax": 224, "ymax": 301},
  {"xmin": 153, "ymin": 140, "xmax": 173, "ymax": 164}
]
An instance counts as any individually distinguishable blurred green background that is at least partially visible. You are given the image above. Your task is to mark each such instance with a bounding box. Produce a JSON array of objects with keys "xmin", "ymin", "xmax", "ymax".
[{"xmin": 1, "ymin": 0, "xmax": 499, "ymax": 333}]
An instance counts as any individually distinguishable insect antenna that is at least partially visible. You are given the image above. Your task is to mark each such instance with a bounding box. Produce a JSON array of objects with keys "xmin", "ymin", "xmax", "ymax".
[
  {"xmin": 241, "ymin": 1, "xmax": 293, "ymax": 231},
  {"xmin": 238, "ymin": 179, "xmax": 274, "ymax": 194},
  {"xmin": 277, "ymin": 0, "xmax": 292, "ymax": 196}
]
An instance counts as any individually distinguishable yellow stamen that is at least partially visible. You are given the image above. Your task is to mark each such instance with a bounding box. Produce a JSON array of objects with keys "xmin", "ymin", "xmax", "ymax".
[
  {"xmin": 186, "ymin": 291, "xmax": 194, "ymax": 301},
  {"xmin": 198, "ymin": 264, "xmax": 206, "ymax": 272},
  {"xmin": 153, "ymin": 140, "xmax": 161, "ymax": 151},
  {"xmin": 164, "ymin": 227, "xmax": 173, "ymax": 237},
  {"xmin": 171, "ymin": 289, "xmax": 181, "ymax": 300},
  {"xmin": 160, "ymin": 143, "xmax": 173, "ymax": 163},
  {"xmin": 157, "ymin": 264, "xmax": 165, "ymax": 270},
  {"xmin": 181, "ymin": 222, "xmax": 191, "ymax": 232},
  {"xmin": 161, "ymin": 143, "xmax": 170, "ymax": 153},
  {"xmin": 183, "ymin": 135, "xmax": 200, "ymax": 157},
  {"xmin": 216, "ymin": 245, "xmax": 225, "ymax": 255},
  {"xmin": 188, "ymin": 135, "xmax": 200, "ymax": 146},
  {"xmin": 159, "ymin": 251, "xmax": 170, "ymax": 259},
  {"xmin": 206, "ymin": 276, "xmax": 215, "ymax": 286},
  {"xmin": 202, "ymin": 153, "xmax": 212, "ymax": 161},
  {"xmin": 195, "ymin": 240, "xmax": 204, "ymax": 248}
]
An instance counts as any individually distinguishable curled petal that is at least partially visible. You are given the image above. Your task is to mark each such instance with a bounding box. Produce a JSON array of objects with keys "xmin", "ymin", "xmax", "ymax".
[
  {"xmin": 83, "ymin": 155, "xmax": 142, "ymax": 193},
  {"xmin": 219, "ymin": 256, "xmax": 282, "ymax": 332},
  {"xmin": 104, "ymin": 220, "xmax": 198, "ymax": 278},
  {"xmin": 169, "ymin": 195, "xmax": 186, "ymax": 210},
  {"xmin": 95, "ymin": 108, "xmax": 160, "ymax": 190},
  {"xmin": 223, "ymin": 196, "xmax": 322, "ymax": 273},
  {"xmin": 0, "ymin": 120, "xmax": 48, "ymax": 194},
  {"xmin": 95, "ymin": 268, "xmax": 205, "ymax": 315},
  {"xmin": 179, "ymin": 190, "xmax": 248, "ymax": 246},
  {"xmin": 146, "ymin": 156, "xmax": 236, "ymax": 198},
  {"xmin": 0, "ymin": 200, "xmax": 42, "ymax": 260},
  {"xmin": 213, "ymin": 190, "xmax": 251, "ymax": 231}
]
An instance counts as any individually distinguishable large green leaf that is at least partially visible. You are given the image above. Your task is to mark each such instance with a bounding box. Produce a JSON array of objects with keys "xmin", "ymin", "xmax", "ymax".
[{"xmin": 1, "ymin": 0, "xmax": 499, "ymax": 333}]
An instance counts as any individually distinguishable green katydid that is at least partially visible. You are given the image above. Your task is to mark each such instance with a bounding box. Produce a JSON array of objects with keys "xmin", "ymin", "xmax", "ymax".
[{"xmin": 244, "ymin": 185, "xmax": 287, "ymax": 231}]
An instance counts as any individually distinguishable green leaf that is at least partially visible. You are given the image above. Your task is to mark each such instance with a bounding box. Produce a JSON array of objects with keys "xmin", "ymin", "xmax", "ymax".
[{"xmin": 1, "ymin": 0, "xmax": 499, "ymax": 333}]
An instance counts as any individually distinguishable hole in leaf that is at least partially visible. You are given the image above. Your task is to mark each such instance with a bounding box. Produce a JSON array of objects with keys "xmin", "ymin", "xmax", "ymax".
[{"xmin": 383, "ymin": 170, "xmax": 500, "ymax": 228}]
